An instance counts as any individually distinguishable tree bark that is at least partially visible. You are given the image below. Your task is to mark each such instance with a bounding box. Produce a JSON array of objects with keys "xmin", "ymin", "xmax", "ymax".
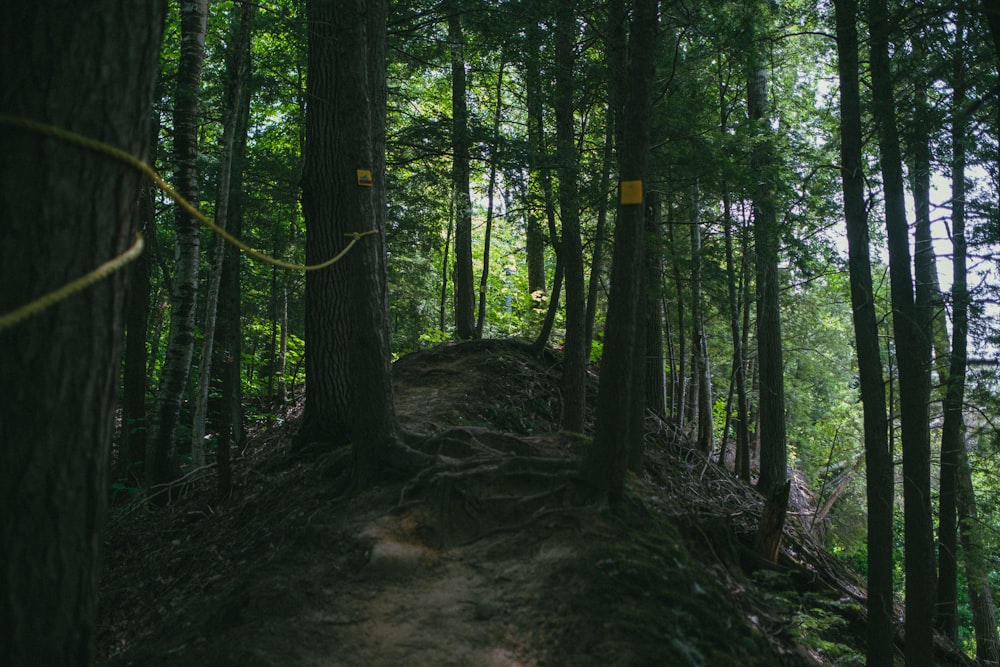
[
  {"xmin": 0, "ymin": 2, "xmax": 165, "ymax": 663},
  {"xmin": 120, "ymin": 174, "xmax": 156, "ymax": 486},
  {"xmin": 831, "ymin": 2, "xmax": 895, "ymax": 664},
  {"xmin": 524, "ymin": 18, "xmax": 547, "ymax": 299},
  {"xmin": 945, "ymin": 25, "xmax": 1000, "ymax": 661},
  {"xmin": 301, "ymin": 0, "xmax": 397, "ymax": 479},
  {"xmin": 216, "ymin": 13, "xmax": 253, "ymax": 498},
  {"xmin": 719, "ymin": 59, "xmax": 751, "ymax": 480},
  {"xmin": 584, "ymin": 0, "xmax": 622, "ymax": 364},
  {"xmin": 147, "ymin": 0, "xmax": 210, "ymax": 500},
  {"xmin": 724, "ymin": 192, "xmax": 751, "ymax": 482},
  {"xmin": 449, "ymin": 12, "xmax": 475, "ymax": 340},
  {"xmin": 754, "ymin": 480, "xmax": 791, "ymax": 564},
  {"xmin": 868, "ymin": 1, "xmax": 936, "ymax": 663},
  {"xmin": 582, "ymin": 0, "xmax": 659, "ymax": 502},
  {"xmin": 957, "ymin": 436, "xmax": 1000, "ymax": 665},
  {"xmin": 440, "ymin": 190, "xmax": 453, "ymax": 332},
  {"xmin": 689, "ymin": 187, "xmax": 713, "ymax": 454},
  {"xmin": 667, "ymin": 204, "xmax": 687, "ymax": 426},
  {"xmin": 191, "ymin": 1, "xmax": 254, "ymax": 469},
  {"xmin": 476, "ymin": 62, "xmax": 505, "ymax": 338},
  {"xmin": 555, "ymin": 0, "xmax": 588, "ymax": 433},
  {"xmin": 644, "ymin": 196, "xmax": 667, "ymax": 417},
  {"xmin": 748, "ymin": 61, "xmax": 787, "ymax": 495}
]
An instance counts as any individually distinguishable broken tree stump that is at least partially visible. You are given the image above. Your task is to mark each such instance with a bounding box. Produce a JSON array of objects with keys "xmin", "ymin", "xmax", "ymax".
[{"xmin": 753, "ymin": 480, "xmax": 791, "ymax": 564}]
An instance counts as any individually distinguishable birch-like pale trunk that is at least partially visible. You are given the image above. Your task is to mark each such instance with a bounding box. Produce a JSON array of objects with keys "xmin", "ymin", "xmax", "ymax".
[
  {"xmin": 146, "ymin": 0, "xmax": 208, "ymax": 499},
  {"xmin": 190, "ymin": 1, "xmax": 254, "ymax": 468}
]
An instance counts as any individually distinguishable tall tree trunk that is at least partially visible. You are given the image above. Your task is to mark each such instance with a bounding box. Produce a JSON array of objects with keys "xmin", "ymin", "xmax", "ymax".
[
  {"xmin": 582, "ymin": 0, "xmax": 659, "ymax": 502},
  {"xmin": 120, "ymin": 172, "xmax": 156, "ymax": 485},
  {"xmin": 869, "ymin": 1, "xmax": 936, "ymax": 662},
  {"xmin": 946, "ymin": 27, "xmax": 1000, "ymax": 661},
  {"xmin": 146, "ymin": 0, "xmax": 209, "ymax": 500},
  {"xmin": 191, "ymin": 2, "xmax": 254, "ymax": 469},
  {"xmin": 267, "ymin": 260, "xmax": 280, "ymax": 401},
  {"xmin": 644, "ymin": 196, "xmax": 667, "ymax": 417},
  {"xmin": 690, "ymin": 186, "xmax": 713, "ymax": 454},
  {"xmin": 832, "ymin": 2, "xmax": 895, "ymax": 664},
  {"xmin": 532, "ymin": 258, "xmax": 564, "ymax": 352},
  {"xmin": 957, "ymin": 437, "xmax": 1000, "ymax": 664},
  {"xmin": 449, "ymin": 12, "xmax": 475, "ymax": 340},
  {"xmin": 933, "ymin": 19, "xmax": 972, "ymax": 645},
  {"xmin": 724, "ymin": 192, "xmax": 751, "ymax": 481},
  {"xmin": 216, "ymin": 12, "xmax": 253, "ymax": 498},
  {"xmin": 585, "ymin": 0, "xmax": 626, "ymax": 362},
  {"xmin": 555, "ymin": 0, "xmax": 587, "ymax": 433},
  {"xmin": 531, "ymin": 134, "xmax": 564, "ymax": 350},
  {"xmin": 719, "ymin": 57, "xmax": 751, "ymax": 480},
  {"xmin": 524, "ymin": 19, "xmax": 547, "ymax": 299},
  {"xmin": 0, "ymin": 2, "xmax": 165, "ymax": 662},
  {"xmin": 440, "ymin": 188, "xmax": 453, "ymax": 332},
  {"xmin": 476, "ymin": 61, "xmax": 505, "ymax": 338},
  {"xmin": 667, "ymin": 204, "xmax": 687, "ymax": 426},
  {"xmin": 585, "ymin": 115, "xmax": 614, "ymax": 362},
  {"xmin": 301, "ymin": 0, "xmax": 397, "ymax": 481},
  {"xmin": 749, "ymin": 61, "xmax": 787, "ymax": 495}
]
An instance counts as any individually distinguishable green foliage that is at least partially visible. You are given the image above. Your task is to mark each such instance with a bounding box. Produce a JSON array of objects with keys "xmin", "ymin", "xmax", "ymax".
[
  {"xmin": 110, "ymin": 477, "xmax": 142, "ymax": 506},
  {"xmin": 790, "ymin": 596, "xmax": 865, "ymax": 666}
]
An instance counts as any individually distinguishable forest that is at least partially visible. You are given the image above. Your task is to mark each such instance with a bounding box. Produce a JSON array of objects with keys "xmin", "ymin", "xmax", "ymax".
[{"xmin": 2, "ymin": 0, "xmax": 1000, "ymax": 665}]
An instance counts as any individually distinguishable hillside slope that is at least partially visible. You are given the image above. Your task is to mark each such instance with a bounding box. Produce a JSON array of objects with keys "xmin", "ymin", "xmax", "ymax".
[{"xmin": 97, "ymin": 340, "xmax": 973, "ymax": 666}]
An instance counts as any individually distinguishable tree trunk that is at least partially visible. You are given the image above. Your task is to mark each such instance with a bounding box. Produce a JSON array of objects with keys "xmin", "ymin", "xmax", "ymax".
[
  {"xmin": 146, "ymin": 0, "xmax": 209, "ymax": 501},
  {"xmin": 869, "ymin": 1, "xmax": 936, "ymax": 663},
  {"xmin": 120, "ymin": 174, "xmax": 156, "ymax": 486},
  {"xmin": 0, "ymin": 2, "xmax": 165, "ymax": 663},
  {"xmin": 532, "ymin": 259, "xmax": 564, "ymax": 352},
  {"xmin": 719, "ymin": 64, "xmax": 751, "ymax": 480},
  {"xmin": 531, "ymin": 132, "xmax": 564, "ymax": 351},
  {"xmin": 524, "ymin": 19, "xmax": 547, "ymax": 299},
  {"xmin": 725, "ymin": 194, "xmax": 752, "ymax": 482},
  {"xmin": 957, "ymin": 436, "xmax": 1000, "ymax": 665},
  {"xmin": 667, "ymin": 204, "xmax": 687, "ymax": 426},
  {"xmin": 301, "ymin": 0, "xmax": 397, "ymax": 479},
  {"xmin": 832, "ymin": 2, "xmax": 895, "ymax": 664},
  {"xmin": 945, "ymin": 26, "xmax": 1000, "ymax": 661},
  {"xmin": 582, "ymin": 0, "xmax": 659, "ymax": 502},
  {"xmin": 690, "ymin": 186, "xmax": 713, "ymax": 454},
  {"xmin": 585, "ymin": 116, "xmax": 614, "ymax": 363},
  {"xmin": 216, "ymin": 12, "xmax": 253, "ymax": 498},
  {"xmin": 932, "ymin": 19, "xmax": 971, "ymax": 645},
  {"xmin": 476, "ymin": 62, "xmax": 505, "ymax": 338},
  {"xmin": 191, "ymin": 1, "xmax": 254, "ymax": 469},
  {"xmin": 449, "ymin": 13, "xmax": 475, "ymax": 340},
  {"xmin": 440, "ymin": 189, "xmax": 453, "ymax": 332},
  {"xmin": 644, "ymin": 196, "xmax": 667, "ymax": 417},
  {"xmin": 584, "ymin": 0, "xmax": 625, "ymax": 363},
  {"xmin": 748, "ymin": 59, "xmax": 787, "ymax": 495},
  {"xmin": 555, "ymin": 0, "xmax": 588, "ymax": 433},
  {"xmin": 754, "ymin": 481, "xmax": 791, "ymax": 564}
]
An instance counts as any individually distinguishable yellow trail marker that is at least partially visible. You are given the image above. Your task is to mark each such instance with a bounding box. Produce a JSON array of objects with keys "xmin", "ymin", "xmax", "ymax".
[{"xmin": 620, "ymin": 179, "xmax": 643, "ymax": 205}]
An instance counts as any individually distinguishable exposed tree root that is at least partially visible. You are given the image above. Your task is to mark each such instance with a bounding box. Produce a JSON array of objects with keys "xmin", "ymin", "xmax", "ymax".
[{"xmin": 386, "ymin": 425, "xmax": 588, "ymax": 547}]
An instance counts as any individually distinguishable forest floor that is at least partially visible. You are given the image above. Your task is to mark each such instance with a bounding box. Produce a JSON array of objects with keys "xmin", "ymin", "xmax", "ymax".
[{"xmin": 97, "ymin": 339, "xmax": 974, "ymax": 666}]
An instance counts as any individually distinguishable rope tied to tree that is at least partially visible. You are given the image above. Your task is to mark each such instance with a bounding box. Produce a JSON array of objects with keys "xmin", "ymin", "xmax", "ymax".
[{"xmin": 0, "ymin": 114, "xmax": 376, "ymax": 331}]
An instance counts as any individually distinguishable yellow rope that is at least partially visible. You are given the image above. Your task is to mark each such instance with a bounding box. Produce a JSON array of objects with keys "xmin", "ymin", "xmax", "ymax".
[
  {"xmin": 0, "ymin": 114, "xmax": 376, "ymax": 331},
  {"xmin": 0, "ymin": 232, "xmax": 145, "ymax": 331}
]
